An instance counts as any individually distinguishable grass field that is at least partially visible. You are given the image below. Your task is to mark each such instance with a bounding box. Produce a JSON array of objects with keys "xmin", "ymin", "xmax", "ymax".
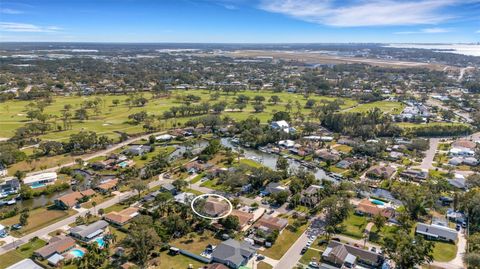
[
  {"xmin": 169, "ymin": 231, "xmax": 221, "ymax": 254},
  {"xmin": 258, "ymin": 261, "xmax": 273, "ymax": 269},
  {"xmin": 155, "ymin": 251, "xmax": 206, "ymax": 269},
  {"xmin": 432, "ymin": 241, "xmax": 457, "ymax": 262},
  {"xmin": 0, "ymin": 207, "xmax": 76, "ymax": 236},
  {"xmin": 347, "ymin": 101, "xmax": 404, "ymax": 114},
  {"xmin": 340, "ymin": 212, "xmax": 368, "ymax": 239},
  {"xmin": 0, "ymin": 90, "xmax": 357, "ymax": 140},
  {"xmin": 0, "ymin": 238, "xmax": 46, "ymax": 268}
]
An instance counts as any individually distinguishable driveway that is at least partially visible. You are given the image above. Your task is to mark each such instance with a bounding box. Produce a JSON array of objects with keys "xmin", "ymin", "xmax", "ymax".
[{"xmin": 274, "ymin": 230, "xmax": 309, "ymax": 269}]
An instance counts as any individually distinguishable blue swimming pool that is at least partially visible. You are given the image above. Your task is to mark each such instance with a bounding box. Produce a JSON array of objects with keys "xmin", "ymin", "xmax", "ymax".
[
  {"xmin": 370, "ymin": 199, "xmax": 386, "ymax": 206},
  {"xmin": 95, "ymin": 237, "xmax": 105, "ymax": 248},
  {"xmin": 118, "ymin": 161, "xmax": 128, "ymax": 168},
  {"xmin": 30, "ymin": 182, "xmax": 46, "ymax": 189},
  {"xmin": 69, "ymin": 249, "xmax": 85, "ymax": 258}
]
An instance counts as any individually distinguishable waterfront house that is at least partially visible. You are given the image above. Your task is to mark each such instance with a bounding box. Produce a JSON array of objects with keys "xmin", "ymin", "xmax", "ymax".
[
  {"xmin": 55, "ymin": 189, "xmax": 96, "ymax": 209},
  {"xmin": 23, "ymin": 172, "xmax": 57, "ymax": 188},
  {"xmin": 0, "ymin": 177, "xmax": 20, "ymax": 195}
]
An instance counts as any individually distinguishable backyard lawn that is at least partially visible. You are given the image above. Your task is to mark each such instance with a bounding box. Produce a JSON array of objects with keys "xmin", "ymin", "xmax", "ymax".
[
  {"xmin": 0, "ymin": 207, "xmax": 76, "ymax": 236},
  {"xmin": 432, "ymin": 241, "xmax": 457, "ymax": 262},
  {"xmin": 169, "ymin": 231, "xmax": 221, "ymax": 254},
  {"xmin": 0, "ymin": 238, "xmax": 46, "ymax": 268},
  {"xmin": 340, "ymin": 212, "xmax": 368, "ymax": 239},
  {"xmin": 155, "ymin": 251, "xmax": 207, "ymax": 269}
]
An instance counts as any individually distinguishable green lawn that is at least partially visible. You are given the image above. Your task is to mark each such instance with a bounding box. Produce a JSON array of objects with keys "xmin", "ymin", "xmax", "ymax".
[
  {"xmin": 189, "ymin": 173, "xmax": 204, "ymax": 184},
  {"xmin": 396, "ymin": 122, "xmax": 468, "ymax": 129},
  {"xmin": 0, "ymin": 238, "xmax": 46, "ymax": 268},
  {"xmin": 0, "ymin": 207, "xmax": 76, "ymax": 237},
  {"xmin": 0, "ymin": 90, "xmax": 357, "ymax": 140},
  {"xmin": 155, "ymin": 251, "xmax": 207, "ymax": 269},
  {"xmin": 260, "ymin": 221, "xmax": 308, "ymax": 260},
  {"xmin": 340, "ymin": 212, "xmax": 368, "ymax": 239},
  {"xmin": 169, "ymin": 231, "xmax": 221, "ymax": 254},
  {"xmin": 432, "ymin": 241, "xmax": 457, "ymax": 262},
  {"xmin": 347, "ymin": 101, "xmax": 404, "ymax": 114},
  {"xmin": 299, "ymin": 248, "xmax": 322, "ymax": 265},
  {"xmin": 103, "ymin": 203, "xmax": 130, "ymax": 214},
  {"xmin": 239, "ymin": 158, "xmax": 262, "ymax": 168}
]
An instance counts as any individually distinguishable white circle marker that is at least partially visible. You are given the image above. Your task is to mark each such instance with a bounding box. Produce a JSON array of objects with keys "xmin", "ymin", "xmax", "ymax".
[{"xmin": 190, "ymin": 193, "xmax": 233, "ymax": 220}]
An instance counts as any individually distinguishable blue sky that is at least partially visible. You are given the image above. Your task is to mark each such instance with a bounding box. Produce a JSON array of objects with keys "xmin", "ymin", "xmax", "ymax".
[{"xmin": 0, "ymin": 0, "xmax": 479, "ymax": 43}]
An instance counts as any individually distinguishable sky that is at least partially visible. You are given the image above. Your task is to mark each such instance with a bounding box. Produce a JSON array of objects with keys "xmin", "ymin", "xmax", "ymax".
[{"xmin": 0, "ymin": 0, "xmax": 479, "ymax": 43}]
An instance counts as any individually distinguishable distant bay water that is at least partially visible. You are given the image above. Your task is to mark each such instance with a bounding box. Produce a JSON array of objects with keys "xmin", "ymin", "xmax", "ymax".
[{"xmin": 385, "ymin": 44, "xmax": 480, "ymax": 57}]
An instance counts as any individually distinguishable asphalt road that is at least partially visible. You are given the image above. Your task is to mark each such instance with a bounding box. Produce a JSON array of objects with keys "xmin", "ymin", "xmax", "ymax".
[{"xmin": 273, "ymin": 230, "xmax": 309, "ymax": 269}]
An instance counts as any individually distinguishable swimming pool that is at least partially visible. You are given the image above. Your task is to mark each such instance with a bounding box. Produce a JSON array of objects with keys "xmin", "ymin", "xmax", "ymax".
[
  {"xmin": 30, "ymin": 182, "xmax": 46, "ymax": 189},
  {"xmin": 118, "ymin": 161, "xmax": 128, "ymax": 168},
  {"xmin": 69, "ymin": 249, "xmax": 85, "ymax": 258},
  {"xmin": 95, "ymin": 237, "xmax": 105, "ymax": 248},
  {"xmin": 370, "ymin": 199, "xmax": 386, "ymax": 206}
]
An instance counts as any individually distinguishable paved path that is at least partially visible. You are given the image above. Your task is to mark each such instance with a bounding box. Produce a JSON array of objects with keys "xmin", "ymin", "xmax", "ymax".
[{"xmin": 417, "ymin": 137, "xmax": 440, "ymax": 170}]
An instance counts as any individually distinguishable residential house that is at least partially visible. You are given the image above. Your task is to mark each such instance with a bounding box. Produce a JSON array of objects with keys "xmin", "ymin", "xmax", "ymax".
[
  {"xmin": 184, "ymin": 161, "xmax": 213, "ymax": 174},
  {"xmin": 174, "ymin": 192, "xmax": 196, "ymax": 205},
  {"xmin": 355, "ymin": 199, "xmax": 395, "ymax": 219},
  {"xmin": 300, "ymin": 185, "xmax": 323, "ymax": 206},
  {"xmin": 230, "ymin": 210, "xmax": 254, "ymax": 229},
  {"xmin": 204, "ymin": 197, "xmax": 230, "ymax": 217},
  {"xmin": 69, "ymin": 220, "xmax": 109, "ymax": 243},
  {"xmin": 452, "ymin": 139, "xmax": 476, "ymax": 150},
  {"xmin": 400, "ymin": 169, "xmax": 428, "ymax": 181},
  {"xmin": 336, "ymin": 158, "xmax": 366, "ymax": 169},
  {"xmin": 23, "ymin": 172, "xmax": 57, "ymax": 188},
  {"xmin": 270, "ymin": 120, "xmax": 295, "ymax": 133},
  {"xmin": 415, "ymin": 223, "xmax": 458, "ymax": 242},
  {"xmin": 211, "ymin": 239, "xmax": 256, "ymax": 269},
  {"xmin": 0, "ymin": 177, "xmax": 20, "ymax": 196},
  {"xmin": 124, "ymin": 145, "xmax": 151, "ymax": 156},
  {"xmin": 449, "ymin": 147, "xmax": 475, "ymax": 157},
  {"xmin": 95, "ymin": 178, "xmax": 118, "ymax": 193},
  {"xmin": 253, "ymin": 215, "xmax": 288, "ymax": 234},
  {"xmin": 263, "ymin": 182, "xmax": 288, "ymax": 196},
  {"xmin": 448, "ymin": 173, "xmax": 466, "ymax": 189},
  {"xmin": 55, "ymin": 189, "xmax": 96, "ymax": 209},
  {"xmin": 206, "ymin": 264, "xmax": 229, "ymax": 269},
  {"xmin": 104, "ymin": 207, "xmax": 139, "ymax": 226},
  {"xmin": 6, "ymin": 259, "xmax": 43, "ymax": 269},
  {"xmin": 366, "ymin": 165, "xmax": 396, "ymax": 180},
  {"xmin": 155, "ymin": 134, "xmax": 175, "ymax": 141},
  {"xmin": 315, "ymin": 149, "xmax": 340, "ymax": 163},
  {"xmin": 34, "ymin": 235, "xmax": 76, "ymax": 260},
  {"xmin": 278, "ymin": 140, "xmax": 295, "ymax": 148},
  {"xmin": 322, "ymin": 241, "xmax": 384, "ymax": 269},
  {"xmin": 161, "ymin": 183, "xmax": 177, "ymax": 195}
]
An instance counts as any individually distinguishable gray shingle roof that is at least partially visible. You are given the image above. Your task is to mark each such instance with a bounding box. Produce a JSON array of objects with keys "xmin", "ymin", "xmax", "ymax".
[
  {"xmin": 212, "ymin": 239, "xmax": 256, "ymax": 267},
  {"xmin": 416, "ymin": 223, "xmax": 458, "ymax": 241},
  {"xmin": 70, "ymin": 220, "xmax": 108, "ymax": 239}
]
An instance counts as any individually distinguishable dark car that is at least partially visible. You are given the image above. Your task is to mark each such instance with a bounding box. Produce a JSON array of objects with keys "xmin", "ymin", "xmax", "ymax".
[
  {"xmin": 456, "ymin": 224, "xmax": 461, "ymax": 231},
  {"xmin": 11, "ymin": 224, "xmax": 22, "ymax": 230},
  {"xmin": 301, "ymin": 247, "xmax": 308, "ymax": 254},
  {"xmin": 332, "ymin": 237, "xmax": 341, "ymax": 242}
]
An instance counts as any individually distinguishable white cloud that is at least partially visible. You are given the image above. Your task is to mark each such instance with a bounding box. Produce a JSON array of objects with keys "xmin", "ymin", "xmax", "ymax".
[
  {"xmin": 260, "ymin": 0, "xmax": 465, "ymax": 27},
  {"xmin": 477, "ymin": 30, "xmax": 480, "ymax": 33},
  {"xmin": 0, "ymin": 8, "xmax": 23, "ymax": 14},
  {"xmin": 395, "ymin": 27, "xmax": 451, "ymax": 34},
  {"xmin": 0, "ymin": 22, "xmax": 61, "ymax": 32}
]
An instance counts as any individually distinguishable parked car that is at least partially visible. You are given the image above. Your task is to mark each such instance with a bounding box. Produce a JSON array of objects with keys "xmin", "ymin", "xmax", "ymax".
[
  {"xmin": 456, "ymin": 224, "xmax": 461, "ymax": 231},
  {"xmin": 11, "ymin": 224, "xmax": 22, "ymax": 230},
  {"xmin": 256, "ymin": 254, "xmax": 265, "ymax": 261},
  {"xmin": 370, "ymin": 247, "xmax": 377, "ymax": 252},
  {"xmin": 332, "ymin": 237, "xmax": 341, "ymax": 242},
  {"xmin": 301, "ymin": 247, "xmax": 308, "ymax": 254},
  {"xmin": 309, "ymin": 261, "xmax": 320, "ymax": 268}
]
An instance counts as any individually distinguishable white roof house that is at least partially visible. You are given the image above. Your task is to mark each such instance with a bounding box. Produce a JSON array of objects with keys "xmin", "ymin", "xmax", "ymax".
[
  {"xmin": 278, "ymin": 140, "xmax": 295, "ymax": 148},
  {"xmin": 23, "ymin": 172, "xmax": 57, "ymax": 186},
  {"xmin": 449, "ymin": 147, "xmax": 475, "ymax": 157},
  {"xmin": 156, "ymin": 134, "xmax": 175, "ymax": 141},
  {"xmin": 6, "ymin": 259, "xmax": 43, "ymax": 269},
  {"xmin": 271, "ymin": 120, "xmax": 295, "ymax": 133}
]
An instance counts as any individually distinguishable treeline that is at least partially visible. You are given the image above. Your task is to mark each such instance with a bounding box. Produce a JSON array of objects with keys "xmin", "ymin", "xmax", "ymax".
[{"xmin": 404, "ymin": 124, "xmax": 472, "ymax": 137}]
